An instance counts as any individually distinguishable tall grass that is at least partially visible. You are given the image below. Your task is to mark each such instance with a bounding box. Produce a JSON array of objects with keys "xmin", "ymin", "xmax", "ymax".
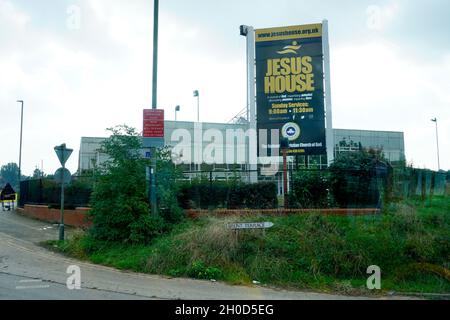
[{"xmin": 52, "ymin": 196, "xmax": 450, "ymax": 294}]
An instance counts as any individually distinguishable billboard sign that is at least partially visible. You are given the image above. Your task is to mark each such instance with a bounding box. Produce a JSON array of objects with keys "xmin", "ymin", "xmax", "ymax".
[
  {"xmin": 255, "ymin": 24, "xmax": 326, "ymax": 156},
  {"xmin": 143, "ymin": 109, "xmax": 165, "ymax": 148}
]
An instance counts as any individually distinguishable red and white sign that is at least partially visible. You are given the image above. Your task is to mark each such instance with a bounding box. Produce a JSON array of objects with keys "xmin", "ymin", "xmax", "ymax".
[{"xmin": 143, "ymin": 109, "xmax": 164, "ymax": 138}]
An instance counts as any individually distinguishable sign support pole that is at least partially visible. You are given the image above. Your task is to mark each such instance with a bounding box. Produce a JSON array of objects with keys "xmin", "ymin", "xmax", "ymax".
[
  {"xmin": 54, "ymin": 144, "xmax": 73, "ymax": 241},
  {"xmin": 152, "ymin": 0, "xmax": 159, "ymax": 110},
  {"xmin": 59, "ymin": 161, "xmax": 65, "ymax": 241},
  {"xmin": 282, "ymin": 149, "xmax": 288, "ymax": 208},
  {"xmin": 150, "ymin": 150, "xmax": 157, "ymax": 216},
  {"xmin": 323, "ymin": 20, "xmax": 334, "ymax": 167},
  {"xmin": 150, "ymin": 0, "xmax": 159, "ymax": 216}
]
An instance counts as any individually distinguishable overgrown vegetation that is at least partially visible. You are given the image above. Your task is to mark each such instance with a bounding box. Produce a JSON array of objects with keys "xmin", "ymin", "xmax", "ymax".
[
  {"xmin": 87, "ymin": 125, "xmax": 183, "ymax": 244},
  {"xmin": 47, "ymin": 196, "xmax": 450, "ymax": 295}
]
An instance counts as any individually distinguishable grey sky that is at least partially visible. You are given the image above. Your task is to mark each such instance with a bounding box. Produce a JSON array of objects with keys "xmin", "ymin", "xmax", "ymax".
[{"xmin": 1, "ymin": 0, "xmax": 449, "ymax": 176}]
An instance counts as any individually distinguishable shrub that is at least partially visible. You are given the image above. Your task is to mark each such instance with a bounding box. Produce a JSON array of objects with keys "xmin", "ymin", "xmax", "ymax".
[
  {"xmin": 129, "ymin": 215, "xmax": 166, "ymax": 244},
  {"xmin": 177, "ymin": 181, "xmax": 278, "ymax": 210},
  {"xmin": 88, "ymin": 126, "xmax": 161, "ymax": 243},
  {"xmin": 288, "ymin": 170, "xmax": 331, "ymax": 208},
  {"xmin": 330, "ymin": 149, "xmax": 391, "ymax": 208},
  {"xmin": 187, "ymin": 260, "xmax": 223, "ymax": 280}
]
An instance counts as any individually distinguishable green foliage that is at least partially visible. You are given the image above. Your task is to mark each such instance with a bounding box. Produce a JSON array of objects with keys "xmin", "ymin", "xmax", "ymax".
[
  {"xmin": 0, "ymin": 163, "xmax": 20, "ymax": 190},
  {"xmin": 129, "ymin": 215, "xmax": 166, "ymax": 244},
  {"xmin": 187, "ymin": 260, "xmax": 223, "ymax": 280},
  {"xmin": 88, "ymin": 125, "xmax": 160, "ymax": 244},
  {"xmin": 329, "ymin": 149, "xmax": 391, "ymax": 208},
  {"xmin": 87, "ymin": 125, "xmax": 185, "ymax": 244},
  {"xmin": 55, "ymin": 196, "xmax": 450, "ymax": 294},
  {"xmin": 288, "ymin": 170, "xmax": 331, "ymax": 208},
  {"xmin": 156, "ymin": 147, "xmax": 185, "ymax": 223},
  {"xmin": 178, "ymin": 181, "xmax": 278, "ymax": 210}
]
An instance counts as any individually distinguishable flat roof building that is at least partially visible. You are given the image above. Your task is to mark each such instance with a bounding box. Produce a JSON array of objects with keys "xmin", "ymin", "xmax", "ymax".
[{"xmin": 78, "ymin": 121, "xmax": 405, "ymax": 175}]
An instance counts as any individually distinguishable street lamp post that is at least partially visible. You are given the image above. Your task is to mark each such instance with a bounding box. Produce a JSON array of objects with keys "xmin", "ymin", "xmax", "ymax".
[
  {"xmin": 175, "ymin": 105, "xmax": 180, "ymax": 121},
  {"xmin": 152, "ymin": 0, "xmax": 159, "ymax": 110},
  {"xmin": 431, "ymin": 118, "xmax": 441, "ymax": 171},
  {"xmin": 149, "ymin": 0, "xmax": 159, "ymax": 216},
  {"xmin": 17, "ymin": 100, "xmax": 24, "ymax": 194},
  {"xmin": 193, "ymin": 90, "xmax": 199, "ymax": 122}
]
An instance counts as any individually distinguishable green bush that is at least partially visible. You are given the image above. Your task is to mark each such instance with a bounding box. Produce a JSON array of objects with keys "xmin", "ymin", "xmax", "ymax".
[
  {"xmin": 288, "ymin": 170, "xmax": 331, "ymax": 208},
  {"xmin": 187, "ymin": 260, "xmax": 223, "ymax": 280},
  {"xmin": 129, "ymin": 215, "xmax": 166, "ymax": 244},
  {"xmin": 89, "ymin": 126, "xmax": 165, "ymax": 244},
  {"xmin": 177, "ymin": 181, "xmax": 278, "ymax": 210},
  {"xmin": 330, "ymin": 149, "xmax": 391, "ymax": 208}
]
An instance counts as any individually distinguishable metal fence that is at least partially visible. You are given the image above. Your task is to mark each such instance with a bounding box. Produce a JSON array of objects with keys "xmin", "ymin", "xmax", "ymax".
[
  {"xmin": 18, "ymin": 168, "xmax": 448, "ymax": 209},
  {"xmin": 19, "ymin": 177, "xmax": 92, "ymax": 208}
]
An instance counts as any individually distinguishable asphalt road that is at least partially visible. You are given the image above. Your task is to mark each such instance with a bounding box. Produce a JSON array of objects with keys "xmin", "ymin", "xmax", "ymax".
[{"xmin": 0, "ymin": 210, "xmax": 410, "ymax": 300}]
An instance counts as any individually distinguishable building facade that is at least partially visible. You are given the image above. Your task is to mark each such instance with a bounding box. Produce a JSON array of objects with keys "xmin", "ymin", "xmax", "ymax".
[{"xmin": 78, "ymin": 121, "xmax": 405, "ymax": 193}]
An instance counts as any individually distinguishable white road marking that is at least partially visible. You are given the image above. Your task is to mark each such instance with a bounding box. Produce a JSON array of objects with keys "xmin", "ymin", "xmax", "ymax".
[
  {"xmin": 16, "ymin": 285, "xmax": 50, "ymax": 290},
  {"xmin": 16, "ymin": 279, "xmax": 50, "ymax": 290},
  {"xmin": 19, "ymin": 279, "xmax": 43, "ymax": 283}
]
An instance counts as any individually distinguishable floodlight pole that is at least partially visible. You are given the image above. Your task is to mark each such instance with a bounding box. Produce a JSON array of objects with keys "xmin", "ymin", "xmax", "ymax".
[
  {"xmin": 323, "ymin": 20, "xmax": 334, "ymax": 167},
  {"xmin": 240, "ymin": 25, "xmax": 258, "ymax": 183}
]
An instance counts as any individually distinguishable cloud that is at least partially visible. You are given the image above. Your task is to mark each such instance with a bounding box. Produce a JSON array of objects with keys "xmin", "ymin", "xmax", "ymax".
[
  {"xmin": 0, "ymin": 0, "xmax": 449, "ymax": 176},
  {"xmin": 332, "ymin": 40, "xmax": 450, "ymax": 170}
]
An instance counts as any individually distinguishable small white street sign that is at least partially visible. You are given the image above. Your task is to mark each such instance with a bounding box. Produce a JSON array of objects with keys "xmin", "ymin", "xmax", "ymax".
[{"xmin": 227, "ymin": 222, "xmax": 274, "ymax": 230}]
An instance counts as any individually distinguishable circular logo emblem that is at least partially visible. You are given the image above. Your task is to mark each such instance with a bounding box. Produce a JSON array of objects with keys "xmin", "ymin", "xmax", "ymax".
[{"xmin": 282, "ymin": 122, "xmax": 301, "ymax": 141}]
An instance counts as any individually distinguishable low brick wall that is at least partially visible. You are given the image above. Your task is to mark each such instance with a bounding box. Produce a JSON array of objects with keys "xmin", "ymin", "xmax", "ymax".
[
  {"xmin": 186, "ymin": 208, "xmax": 381, "ymax": 219},
  {"xmin": 17, "ymin": 205, "xmax": 380, "ymax": 227},
  {"xmin": 17, "ymin": 205, "xmax": 92, "ymax": 229}
]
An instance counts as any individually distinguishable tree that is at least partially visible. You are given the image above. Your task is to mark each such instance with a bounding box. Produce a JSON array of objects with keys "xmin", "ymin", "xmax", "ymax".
[
  {"xmin": 329, "ymin": 148, "xmax": 390, "ymax": 208},
  {"xmin": 88, "ymin": 125, "xmax": 183, "ymax": 244},
  {"xmin": 0, "ymin": 163, "xmax": 19, "ymax": 190},
  {"xmin": 32, "ymin": 168, "xmax": 45, "ymax": 179}
]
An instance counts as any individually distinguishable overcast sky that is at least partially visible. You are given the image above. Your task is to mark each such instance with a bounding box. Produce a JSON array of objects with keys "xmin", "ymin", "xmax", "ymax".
[{"xmin": 1, "ymin": 0, "xmax": 449, "ymax": 176}]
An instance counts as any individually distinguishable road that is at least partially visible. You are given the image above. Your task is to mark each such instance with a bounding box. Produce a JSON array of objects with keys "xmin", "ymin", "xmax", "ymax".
[{"xmin": 0, "ymin": 210, "xmax": 410, "ymax": 300}]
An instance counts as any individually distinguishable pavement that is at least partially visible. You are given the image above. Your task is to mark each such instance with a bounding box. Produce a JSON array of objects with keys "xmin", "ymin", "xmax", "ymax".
[{"xmin": 0, "ymin": 209, "xmax": 413, "ymax": 300}]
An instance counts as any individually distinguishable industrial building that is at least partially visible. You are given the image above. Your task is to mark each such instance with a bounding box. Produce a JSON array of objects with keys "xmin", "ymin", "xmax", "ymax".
[{"xmin": 78, "ymin": 121, "xmax": 405, "ymax": 194}]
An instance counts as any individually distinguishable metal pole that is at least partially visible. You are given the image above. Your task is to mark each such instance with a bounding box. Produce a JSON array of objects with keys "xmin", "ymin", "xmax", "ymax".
[
  {"xmin": 433, "ymin": 119, "xmax": 441, "ymax": 171},
  {"xmin": 150, "ymin": 0, "xmax": 159, "ymax": 216},
  {"xmin": 197, "ymin": 94, "xmax": 200, "ymax": 123},
  {"xmin": 152, "ymin": 0, "xmax": 159, "ymax": 109},
  {"xmin": 17, "ymin": 100, "xmax": 24, "ymax": 194},
  {"xmin": 322, "ymin": 20, "xmax": 334, "ymax": 167},
  {"xmin": 283, "ymin": 149, "xmax": 288, "ymax": 208},
  {"xmin": 59, "ymin": 161, "xmax": 65, "ymax": 241},
  {"xmin": 242, "ymin": 26, "xmax": 258, "ymax": 184},
  {"xmin": 150, "ymin": 154, "xmax": 157, "ymax": 216}
]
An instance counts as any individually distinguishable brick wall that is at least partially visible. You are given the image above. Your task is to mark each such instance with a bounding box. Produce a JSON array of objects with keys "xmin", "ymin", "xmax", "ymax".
[
  {"xmin": 186, "ymin": 208, "xmax": 381, "ymax": 219},
  {"xmin": 18, "ymin": 205, "xmax": 380, "ymax": 227},
  {"xmin": 17, "ymin": 205, "xmax": 92, "ymax": 229}
]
